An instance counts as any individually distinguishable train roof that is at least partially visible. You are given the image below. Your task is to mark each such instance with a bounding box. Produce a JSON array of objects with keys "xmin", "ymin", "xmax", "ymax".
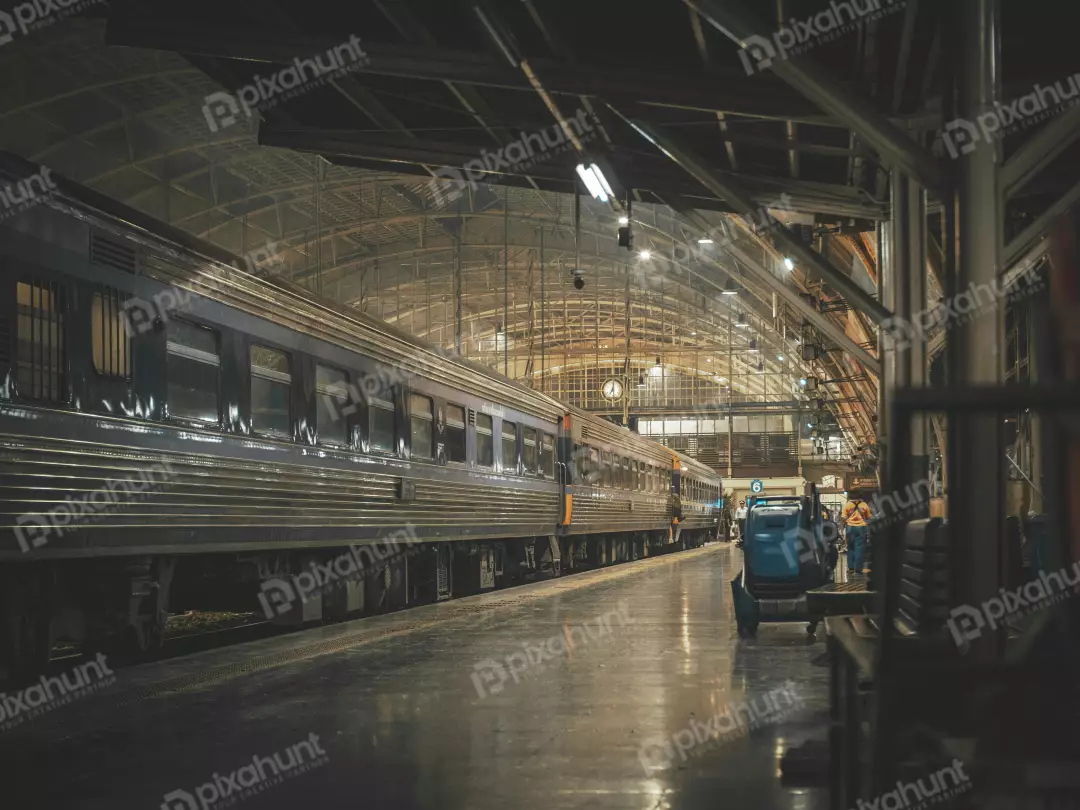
[
  {"xmin": 673, "ymin": 449, "xmax": 724, "ymax": 485},
  {"xmin": 566, "ymin": 406, "xmax": 675, "ymax": 467}
]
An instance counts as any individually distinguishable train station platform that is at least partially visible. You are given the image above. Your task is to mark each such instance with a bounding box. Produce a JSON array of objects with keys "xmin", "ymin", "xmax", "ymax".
[{"xmin": 3, "ymin": 544, "xmax": 831, "ymax": 810}]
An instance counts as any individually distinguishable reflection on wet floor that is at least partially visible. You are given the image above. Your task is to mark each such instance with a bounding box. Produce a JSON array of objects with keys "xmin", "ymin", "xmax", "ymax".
[{"xmin": 4, "ymin": 544, "xmax": 831, "ymax": 810}]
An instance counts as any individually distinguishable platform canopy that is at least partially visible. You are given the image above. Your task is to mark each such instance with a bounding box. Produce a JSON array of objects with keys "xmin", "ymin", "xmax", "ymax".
[{"xmin": 2, "ymin": 0, "xmax": 1076, "ymax": 467}]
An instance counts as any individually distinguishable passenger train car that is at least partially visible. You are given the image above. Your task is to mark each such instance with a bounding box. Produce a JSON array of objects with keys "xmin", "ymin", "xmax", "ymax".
[{"xmin": 0, "ymin": 154, "xmax": 721, "ymax": 681}]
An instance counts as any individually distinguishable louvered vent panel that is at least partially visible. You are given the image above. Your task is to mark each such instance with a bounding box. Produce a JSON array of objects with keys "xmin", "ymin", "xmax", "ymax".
[{"xmin": 90, "ymin": 233, "xmax": 137, "ymax": 274}]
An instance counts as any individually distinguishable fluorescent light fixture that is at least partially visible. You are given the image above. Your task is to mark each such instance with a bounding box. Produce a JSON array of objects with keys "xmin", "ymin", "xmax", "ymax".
[
  {"xmin": 736, "ymin": 313, "xmax": 747, "ymax": 328},
  {"xmin": 691, "ymin": 331, "xmax": 697, "ymax": 336},
  {"xmin": 593, "ymin": 165, "xmax": 614, "ymax": 198},
  {"xmin": 784, "ymin": 257, "xmax": 795, "ymax": 270},
  {"xmin": 698, "ymin": 237, "xmax": 713, "ymax": 244},
  {"xmin": 575, "ymin": 163, "xmax": 608, "ymax": 202},
  {"xmin": 706, "ymin": 357, "xmax": 712, "ymax": 362},
  {"xmin": 618, "ymin": 215, "xmax": 629, "ymax": 225},
  {"xmin": 722, "ymin": 280, "xmax": 738, "ymax": 295},
  {"xmin": 777, "ymin": 354, "xmax": 784, "ymax": 360},
  {"xmin": 800, "ymin": 378, "xmax": 808, "ymax": 386},
  {"xmin": 639, "ymin": 249, "xmax": 651, "ymax": 260}
]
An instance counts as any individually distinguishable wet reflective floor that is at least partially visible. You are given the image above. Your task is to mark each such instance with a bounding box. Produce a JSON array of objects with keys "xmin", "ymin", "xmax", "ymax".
[{"xmin": 4, "ymin": 544, "xmax": 830, "ymax": 810}]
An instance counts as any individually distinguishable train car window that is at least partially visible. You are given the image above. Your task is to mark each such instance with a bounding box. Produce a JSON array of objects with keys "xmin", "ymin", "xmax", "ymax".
[
  {"xmin": 91, "ymin": 288, "xmax": 132, "ymax": 380},
  {"xmin": 541, "ymin": 434, "xmax": 555, "ymax": 478},
  {"xmin": 476, "ymin": 412, "xmax": 494, "ymax": 467},
  {"xmin": 16, "ymin": 280, "xmax": 67, "ymax": 402},
  {"xmin": 445, "ymin": 404, "xmax": 467, "ymax": 463},
  {"xmin": 409, "ymin": 393, "xmax": 434, "ymax": 459},
  {"xmin": 166, "ymin": 319, "xmax": 219, "ymax": 423},
  {"xmin": 315, "ymin": 365, "xmax": 350, "ymax": 446},
  {"xmin": 588, "ymin": 447, "xmax": 601, "ymax": 485},
  {"xmin": 369, "ymin": 388, "xmax": 396, "ymax": 454},
  {"xmin": 250, "ymin": 345, "xmax": 292, "ymax": 437},
  {"xmin": 522, "ymin": 427, "xmax": 537, "ymax": 474},
  {"xmin": 622, "ymin": 458, "xmax": 630, "ymax": 489},
  {"xmin": 501, "ymin": 420, "xmax": 518, "ymax": 473}
]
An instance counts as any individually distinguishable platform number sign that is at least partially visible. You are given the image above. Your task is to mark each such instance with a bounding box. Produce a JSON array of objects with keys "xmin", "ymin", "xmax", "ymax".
[{"xmin": 750, "ymin": 479, "xmax": 764, "ymax": 494}]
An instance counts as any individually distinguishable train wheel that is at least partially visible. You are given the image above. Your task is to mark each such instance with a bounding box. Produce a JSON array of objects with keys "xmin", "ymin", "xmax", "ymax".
[{"xmin": 0, "ymin": 564, "xmax": 55, "ymax": 686}]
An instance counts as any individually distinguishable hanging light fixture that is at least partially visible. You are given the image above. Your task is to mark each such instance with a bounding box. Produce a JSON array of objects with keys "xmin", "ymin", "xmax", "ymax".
[
  {"xmin": 722, "ymin": 280, "xmax": 738, "ymax": 296},
  {"xmin": 736, "ymin": 312, "xmax": 747, "ymax": 328},
  {"xmin": 575, "ymin": 163, "xmax": 612, "ymax": 203}
]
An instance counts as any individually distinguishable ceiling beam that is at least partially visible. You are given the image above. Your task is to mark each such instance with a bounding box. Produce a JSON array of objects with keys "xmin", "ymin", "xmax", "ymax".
[
  {"xmin": 611, "ymin": 110, "xmax": 892, "ymax": 323},
  {"xmin": 683, "ymin": 0, "xmax": 944, "ymax": 195},
  {"xmin": 260, "ymin": 125, "xmax": 888, "ymax": 219},
  {"xmin": 1001, "ymin": 102, "xmax": 1080, "ymax": 200},
  {"xmin": 103, "ymin": 19, "xmax": 825, "ymax": 121}
]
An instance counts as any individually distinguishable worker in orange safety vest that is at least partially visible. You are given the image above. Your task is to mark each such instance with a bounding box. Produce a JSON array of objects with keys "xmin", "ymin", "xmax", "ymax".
[{"xmin": 841, "ymin": 496, "xmax": 872, "ymax": 576}]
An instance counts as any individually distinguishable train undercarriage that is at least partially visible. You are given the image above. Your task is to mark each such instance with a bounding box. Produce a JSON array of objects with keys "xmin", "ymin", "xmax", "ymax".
[{"xmin": 0, "ymin": 526, "xmax": 713, "ymax": 687}]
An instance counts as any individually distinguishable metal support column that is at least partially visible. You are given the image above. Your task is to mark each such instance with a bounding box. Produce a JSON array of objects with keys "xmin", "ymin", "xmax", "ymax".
[
  {"xmin": 503, "ymin": 191, "xmax": 509, "ymax": 376},
  {"xmin": 540, "ymin": 227, "xmax": 545, "ymax": 392},
  {"xmin": 728, "ymin": 312, "xmax": 734, "ymax": 478},
  {"xmin": 878, "ymin": 218, "xmax": 893, "ymax": 488},
  {"xmin": 890, "ymin": 169, "xmax": 930, "ymax": 507},
  {"xmin": 952, "ymin": 0, "xmax": 1004, "ymax": 655},
  {"xmin": 454, "ymin": 208, "xmax": 463, "ymax": 355}
]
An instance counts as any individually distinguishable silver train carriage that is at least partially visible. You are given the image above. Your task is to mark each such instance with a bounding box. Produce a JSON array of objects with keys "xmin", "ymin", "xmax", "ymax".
[{"xmin": 0, "ymin": 154, "xmax": 721, "ymax": 680}]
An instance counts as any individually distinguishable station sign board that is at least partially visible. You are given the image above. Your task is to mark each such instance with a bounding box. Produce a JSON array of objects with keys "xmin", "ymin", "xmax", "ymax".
[
  {"xmin": 750, "ymin": 479, "xmax": 764, "ymax": 494},
  {"xmin": 849, "ymin": 476, "xmax": 878, "ymax": 490}
]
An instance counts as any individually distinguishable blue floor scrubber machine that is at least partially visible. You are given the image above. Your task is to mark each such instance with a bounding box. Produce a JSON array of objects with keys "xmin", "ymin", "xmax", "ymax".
[{"xmin": 731, "ymin": 484, "xmax": 837, "ymax": 637}]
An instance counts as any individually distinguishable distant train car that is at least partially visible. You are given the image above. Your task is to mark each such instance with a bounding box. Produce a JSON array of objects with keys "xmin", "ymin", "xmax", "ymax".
[
  {"xmin": 0, "ymin": 154, "xmax": 721, "ymax": 682},
  {"xmin": 671, "ymin": 450, "xmax": 723, "ymax": 543},
  {"xmin": 560, "ymin": 408, "xmax": 678, "ymax": 567}
]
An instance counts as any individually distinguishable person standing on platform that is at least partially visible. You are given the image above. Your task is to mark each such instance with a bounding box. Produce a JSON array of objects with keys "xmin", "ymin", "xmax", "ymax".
[
  {"xmin": 841, "ymin": 495, "xmax": 872, "ymax": 575},
  {"xmin": 735, "ymin": 499, "xmax": 748, "ymax": 542}
]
